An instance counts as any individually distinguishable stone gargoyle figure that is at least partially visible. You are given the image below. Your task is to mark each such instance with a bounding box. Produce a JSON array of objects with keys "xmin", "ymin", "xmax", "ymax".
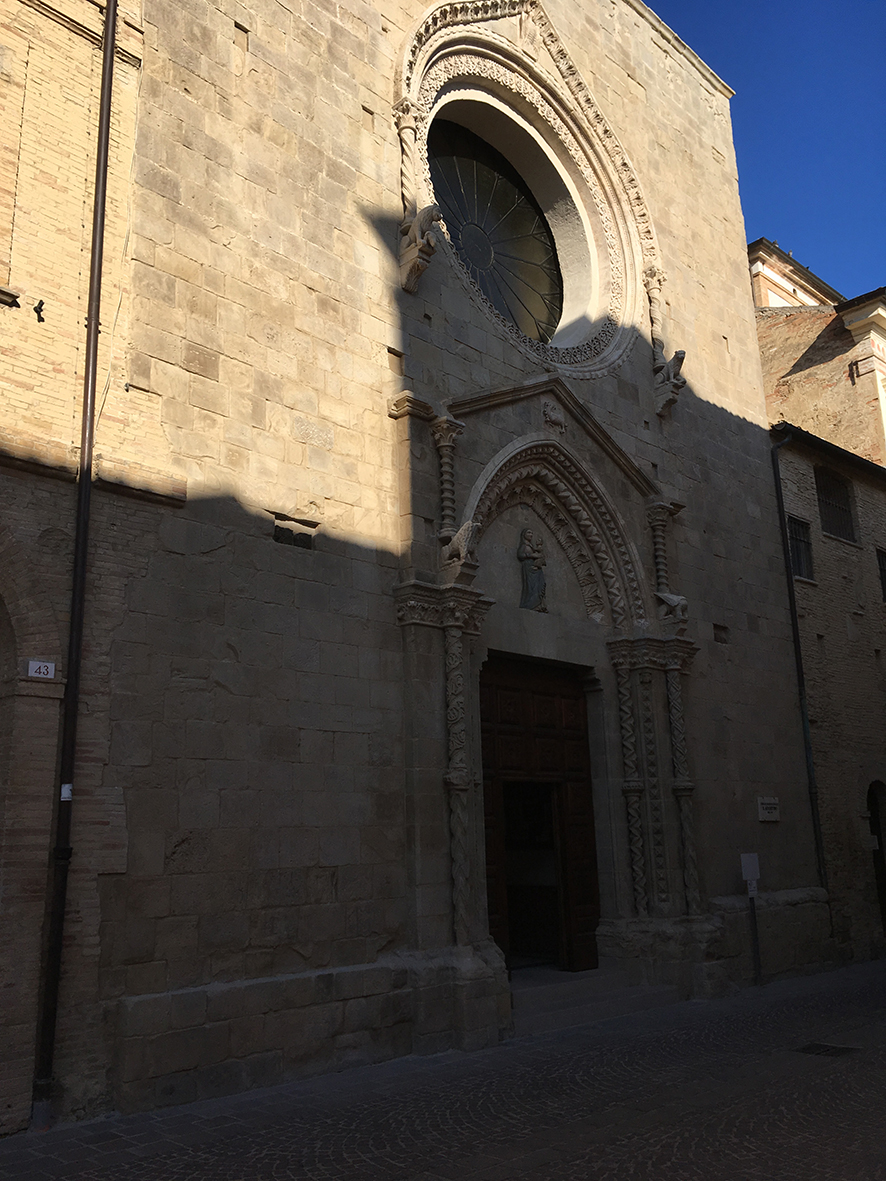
[
  {"xmin": 655, "ymin": 590, "xmax": 689, "ymax": 631},
  {"xmin": 442, "ymin": 519, "xmax": 474, "ymax": 564},
  {"xmin": 400, "ymin": 204, "xmax": 443, "ymax": 293}
]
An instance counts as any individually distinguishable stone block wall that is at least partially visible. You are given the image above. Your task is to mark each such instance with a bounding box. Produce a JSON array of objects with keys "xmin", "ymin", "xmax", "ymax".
[
  {"xmin": 779, "ymin": 443, "xmax": 886, "ymax": 958},
  {"xmin": 0, "ymin": 0, "xmax": 839, "ymax": 1129}
]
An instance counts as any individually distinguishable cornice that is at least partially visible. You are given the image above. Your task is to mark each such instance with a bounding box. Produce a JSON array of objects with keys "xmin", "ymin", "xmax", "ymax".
[
  {"xmin": 447, "ymin": 375, "xmax": 658, "ymax": 498},
  {"xmin": 618, "ymin": 0, "xmax": 733, "ymax": 98}
]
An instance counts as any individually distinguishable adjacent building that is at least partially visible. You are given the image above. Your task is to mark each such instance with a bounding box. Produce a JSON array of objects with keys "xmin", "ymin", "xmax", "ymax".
[{"xmin": 752, "ymin": 240, "xmax": 886, "ymax": 961}]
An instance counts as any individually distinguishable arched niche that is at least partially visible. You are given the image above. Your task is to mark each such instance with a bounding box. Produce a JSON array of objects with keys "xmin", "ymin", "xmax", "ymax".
[{"xmin": 464, "ymin": 438, "xmax": 650, "ymax": 631}]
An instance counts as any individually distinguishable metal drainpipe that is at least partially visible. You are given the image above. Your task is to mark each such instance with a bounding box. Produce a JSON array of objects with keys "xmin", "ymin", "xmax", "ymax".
[
  {"xmin": 770, "ymin": 425, "xmax": 828, "ymax": 891},
  {"xmin": 32, "ymin": 0, "xmax": 119, "ymax": 1121}
]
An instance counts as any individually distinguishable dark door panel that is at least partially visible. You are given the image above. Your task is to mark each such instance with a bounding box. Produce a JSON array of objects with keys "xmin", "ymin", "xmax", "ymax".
[{"xmin": 480, "ymin": 654, "xmax": 600, "ymax": 971}]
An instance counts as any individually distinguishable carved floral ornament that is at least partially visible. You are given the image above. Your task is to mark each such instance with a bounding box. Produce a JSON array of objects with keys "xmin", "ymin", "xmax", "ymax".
[{"xmin": 393, "ymin": 0, "xmax": 661, "ymax": 377}]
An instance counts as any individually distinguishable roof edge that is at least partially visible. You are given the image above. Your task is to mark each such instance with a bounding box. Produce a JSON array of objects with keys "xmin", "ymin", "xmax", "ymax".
[
  {"xmin": 771, "ymin": 421, "xmax": 886, "ymax": 486},
  {"xmin": 620, "ymin": 0, "xmax": 734, "ymax": 97}
]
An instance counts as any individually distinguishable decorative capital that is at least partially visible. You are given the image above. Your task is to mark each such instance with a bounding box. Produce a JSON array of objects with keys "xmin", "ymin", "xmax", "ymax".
[
  {"xmin": 643, "ymin": 264, "xmax": 666, "ymax": 294},
  {"xmin": 431, "ymin": 416, "xmax": 465, "ymax": 449},
  {"xmin": 393, "ymin": 98, "xmax": 418, "ymax": 134},
  {"xmin": 607, "ymin": 635, "xmax": 698, "ymax": 674},
  {"xmin": 394, "ymin": 580, "xmax": 494, "ymax": 634},
  {"xmin": 645, "ymin": 500, "xmax": 672, "ymax": 531}
]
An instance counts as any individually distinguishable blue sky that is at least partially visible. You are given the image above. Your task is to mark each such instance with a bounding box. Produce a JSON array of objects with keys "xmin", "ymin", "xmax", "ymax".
[{"xmin": 647, "ymin": 0, "xmax": 886, "ymax": 299}]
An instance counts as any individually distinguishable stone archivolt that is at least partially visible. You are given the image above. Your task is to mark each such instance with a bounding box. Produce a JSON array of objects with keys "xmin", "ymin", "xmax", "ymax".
[
  {"xmin": 394, "ymin": 0, "xmax": 658, "ymax": 376},
  {"xmin": 468, "ymin": 440, "xmax": 647, "ymax": 629}
]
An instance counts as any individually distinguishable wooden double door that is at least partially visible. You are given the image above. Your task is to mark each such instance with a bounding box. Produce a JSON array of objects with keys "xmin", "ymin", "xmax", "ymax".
[{"xmin": 480, "ymin": 654, "xmax": 600, "ymax": 972}]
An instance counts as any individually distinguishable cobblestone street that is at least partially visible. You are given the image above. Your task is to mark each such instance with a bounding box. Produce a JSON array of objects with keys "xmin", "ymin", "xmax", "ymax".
[{"xmin": 2, "ymin": 961, "xmax": 885, "ymax": 1181}]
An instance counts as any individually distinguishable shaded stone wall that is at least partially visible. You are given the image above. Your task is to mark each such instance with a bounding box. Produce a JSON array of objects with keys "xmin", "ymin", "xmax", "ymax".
[{"xmin": 779, "ymin": 444, "xmax": 886, "ymax": 959}]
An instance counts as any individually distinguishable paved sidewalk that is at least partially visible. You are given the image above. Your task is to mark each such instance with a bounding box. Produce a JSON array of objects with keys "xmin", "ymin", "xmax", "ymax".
[{"xmin": 2, "ymin": 961, "xmax": 885, "ymax": 1180}]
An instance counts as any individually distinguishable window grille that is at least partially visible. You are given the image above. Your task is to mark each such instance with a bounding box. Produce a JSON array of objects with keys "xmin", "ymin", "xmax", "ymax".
[
  {"xmin": 787, "ymin": 517, "xmax": 814, "ymax": 580},
  {"xmin": 814, "ymin": 468, "xmax": 855, "ymax": 542},
  {"xmin": 877, "ymin": 549, "xmax": 886, "ymax": 602}
]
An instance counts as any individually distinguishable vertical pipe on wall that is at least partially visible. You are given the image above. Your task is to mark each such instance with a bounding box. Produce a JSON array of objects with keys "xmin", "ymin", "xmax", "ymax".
[{"xmin": 32, "ymin": 0, "xmax": 119, "ymax": 1120}]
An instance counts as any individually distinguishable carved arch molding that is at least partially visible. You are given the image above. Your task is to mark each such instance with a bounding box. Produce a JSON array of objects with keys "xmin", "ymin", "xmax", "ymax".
[
  {"xmin": 466, "ymin": 441, "xmax": 700, "ymax": 920},
  {"xmin": 469, "ymin": 440, "xmax": 647, "ymax": 630},
  {"xmin": 393, "ymin": 0, "xmax": 663, "ymax": 376}
]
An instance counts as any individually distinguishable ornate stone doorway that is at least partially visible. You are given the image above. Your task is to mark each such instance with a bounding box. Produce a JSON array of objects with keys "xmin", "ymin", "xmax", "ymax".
[{"xmin": 480, "ymin": 654, "xmax": 599, "ymax": 971}]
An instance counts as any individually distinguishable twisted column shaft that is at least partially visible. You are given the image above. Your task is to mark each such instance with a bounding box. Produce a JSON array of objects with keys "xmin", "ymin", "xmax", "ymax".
[{"xmin": 616, "ymin": 665, "xmax": 647, "ymax": 917}]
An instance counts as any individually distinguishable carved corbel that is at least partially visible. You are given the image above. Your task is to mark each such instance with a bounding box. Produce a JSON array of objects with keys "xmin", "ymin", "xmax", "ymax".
[
  {"xmin": 644, "ymin": 266, "xmax": 687, "ymax": 415},
  {"xmin": 395, "ymin": 99, "xmax": 443, "ymax": 294}
]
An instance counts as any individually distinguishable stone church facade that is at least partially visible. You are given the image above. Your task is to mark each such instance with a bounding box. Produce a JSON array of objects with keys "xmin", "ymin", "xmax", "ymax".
[{"xmin": 0, "ymin": 0, "xmax": 835, "ymax": 1130}]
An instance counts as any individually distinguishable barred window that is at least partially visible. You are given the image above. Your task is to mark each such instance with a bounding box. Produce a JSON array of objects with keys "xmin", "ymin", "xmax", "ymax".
[
  {"xmin": 787, "ymin": 517, "xmax": 814, "ymax": 580},
  {"xmin": 877, "ymin": 549, "xmax": 886, "ymax": 602},
  {"xmin": 815, "ymin": 468, "xmax": 856, "ymax": 542}
]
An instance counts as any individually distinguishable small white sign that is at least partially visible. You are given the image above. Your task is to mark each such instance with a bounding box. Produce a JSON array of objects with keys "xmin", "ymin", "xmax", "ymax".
[
  {"xmin": 741, "ymin": 852, "xmax": 760, "ymax": 882},
  {"xmin": 28, "ymin": 660, "xmax": 55, "ymax": 679},
  {"xmin": 747, "ymin": 879, "xmax": 758, "ymax": 897},
  {"xmin": 758, "ymin": 796, "xmax": 780, "ymax": 822}
]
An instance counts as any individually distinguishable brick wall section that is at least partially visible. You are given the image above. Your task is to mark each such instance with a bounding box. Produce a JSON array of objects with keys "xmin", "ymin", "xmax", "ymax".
[
  {"xmin": 757, "ymin": 307, "xmax": 886, "ymax": 464},
  {"xmin": 779, "ymin": 444, "xmax": 886, "ymax": 956}
]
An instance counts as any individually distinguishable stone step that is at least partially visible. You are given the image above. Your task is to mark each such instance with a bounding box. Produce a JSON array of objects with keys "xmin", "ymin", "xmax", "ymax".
[{"xmin": 509, "ymin": 964, "xmax": 681, "ymax": 1036}]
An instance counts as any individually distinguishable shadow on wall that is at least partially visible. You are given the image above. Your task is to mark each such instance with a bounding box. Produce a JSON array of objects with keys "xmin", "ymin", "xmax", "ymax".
[{"xmin": 0, "ymin": 310, "xmax": 863, "ymax": 1126}]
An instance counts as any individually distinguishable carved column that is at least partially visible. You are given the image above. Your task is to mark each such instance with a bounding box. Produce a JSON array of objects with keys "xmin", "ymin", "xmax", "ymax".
[
  {"xmin": 610, "ymin": 636, "xmax": 698, "ymax": 919},
  {"xmin": 614, "ymin": 664, "xmax": 647, "ymax": 917},
  {"xmin": 432, "ymin": 417, "xmax": 464, "ymax": 544},
  {"xmin": 443, "ymin": 623, "xmax": 471, "ymax": 943},
  {"xmin": 644, "ymin": 265, "xmax": 667, "ymax": 373},
  {"xmin": 639, "ymin": 667, "xmax": 668, "ymax": 909},
  {"xmin": 643, "ymin": 265, "xmax": 686, "ymax": 415},
  {"xmin": 395, "ymin": 582, "xmax": 494, "ymax": 946},
  {"xmin": 646, "ymin": 501, "xmax": 672, "ymax": 595},
  {"xmin": 394, "ymin": 100, "xmax": 418, "ymax": 223},
  {"xmin": 666, "ymin": 664, "xmax": 701, "ymax": 915}
]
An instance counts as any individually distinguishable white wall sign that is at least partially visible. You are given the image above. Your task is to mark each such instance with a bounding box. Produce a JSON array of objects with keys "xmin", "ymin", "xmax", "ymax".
[
  {"xmin": 28, "ymin": 660, "xmax": 56, "ymax": 679},
  {"xmin": 757, "ymin": 796, "xmax": 780, "ymax": 822},
  {"xmin": 741, "ymin": 852, "xmax": 760, "ymax": 882}
]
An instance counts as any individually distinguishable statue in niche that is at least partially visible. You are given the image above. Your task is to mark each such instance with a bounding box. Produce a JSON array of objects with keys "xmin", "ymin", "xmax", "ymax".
[{"xmin": 517, "ymin": 529, "xmax": 547, "ymax": 612}]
